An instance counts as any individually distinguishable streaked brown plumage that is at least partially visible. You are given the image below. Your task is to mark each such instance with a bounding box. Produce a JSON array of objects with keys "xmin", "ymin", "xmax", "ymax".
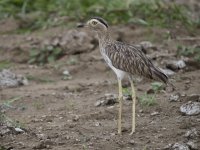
[
  {"xmin": 77, "ymin": 17, "xmax": 169, "ymax": 135},
  {"xmin": 104, "ymin": 41, "xmax": 168, "ymax": 83}
]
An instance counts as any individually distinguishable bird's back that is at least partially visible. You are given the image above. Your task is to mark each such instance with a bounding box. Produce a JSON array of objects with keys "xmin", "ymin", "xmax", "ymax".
[{"xmin": 104, "ymin": 41, "xmax": 168, "ymax": 84}]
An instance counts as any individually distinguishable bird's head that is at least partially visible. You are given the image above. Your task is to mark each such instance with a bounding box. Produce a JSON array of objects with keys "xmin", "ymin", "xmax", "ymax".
[{"xmin": 77, "ymin": 17, "xmax": 108, "ymax": 32}]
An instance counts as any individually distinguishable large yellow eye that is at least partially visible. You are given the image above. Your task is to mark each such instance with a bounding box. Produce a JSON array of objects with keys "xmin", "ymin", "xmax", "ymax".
[{"xmin": 92, "ymin": 21, "xmax": 97, "ymax": 25}]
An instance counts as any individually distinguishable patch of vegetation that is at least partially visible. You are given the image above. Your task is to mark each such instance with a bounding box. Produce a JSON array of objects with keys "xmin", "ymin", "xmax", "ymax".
[
  {"xmin": 33, "ymin": 101, "xmax": 45, "ymax": 110},
  {"xmin": 6, "ymin": 115, "xmax": 25, "ymax": 128},
  {"xmin": 139, "ymin": 93, "xmax": 157, "ymax": 106},
  {"xmin": 151, "ymin": 82, "xmax": 164, "ymax": 93},
  {"xmin": 26, "ymin": 75, "xmax": 54, "ymax": 83},
  {"xmin": 67, "ymin": 56, "xmax": 79, "ymax": 65},
  {"xmin": 122, "ymin": 87, "xmax": 131, "ymax": 96},
  {"xmin": 0, "ymin": 0, "xmax": 198, "ymax": 31},
  {"xmin": 1, "ymin": 96, "xmax": 22, "ymax": 109},
  {"xmin": 82, "ymin": 144, "xmax": 88, "ymax": 150},
  {"xmin": 177, "ymin": 45, "xmax": 200, "ymax": 62},
  {"xmin": 28, "ymin": 46, "xmax": 63, "ymax": 65},
  {"xmin": 0, "ymin": 61, "xmax": 12, "ymax": 70},
  {"xmin": 0, "ymin": 96, "xmax": 25, "ymax": 128},
  {"xmin": 0, "ymin": 146, "xmax": 6, "ymax": 150}
]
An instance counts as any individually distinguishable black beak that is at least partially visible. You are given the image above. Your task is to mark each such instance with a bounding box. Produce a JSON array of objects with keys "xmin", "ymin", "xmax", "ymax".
[{"xmin": 77, "ymin": 23, "xmax": 85, "ymax": 28}]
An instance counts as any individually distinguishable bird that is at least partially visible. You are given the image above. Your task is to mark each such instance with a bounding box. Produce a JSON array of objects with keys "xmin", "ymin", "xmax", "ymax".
[{"xmin": 77, "ymin": 17, "xmax": 169, "ymax": 135}]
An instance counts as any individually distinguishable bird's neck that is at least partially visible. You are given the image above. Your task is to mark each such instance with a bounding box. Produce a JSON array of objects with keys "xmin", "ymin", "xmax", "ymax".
[{"xmin": 97, "ymin": 30, "xmax": 113, "ymax": 46}]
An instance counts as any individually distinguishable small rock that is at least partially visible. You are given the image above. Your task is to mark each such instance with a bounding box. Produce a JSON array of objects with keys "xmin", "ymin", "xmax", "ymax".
[
  {"xmin": 172, "ymin": 143, "xmax": 190, "ymax": 150},
  {"xmin": 160, "ymin": 68, "xmax": 175, "ymax": 76},
  {"xmin": 52, "ymin": 37, "xmax": 60, "ymax": 46},
  {"xmin": 63, "ymin": 70, "xmax": 70, "ymax": 76},
  {"xmin": 33, "ymin": 142, "xmax": 47, "ymax": 149},
  {"xmin": 95, "ymin": 122, "xmax": 101, "ymax": 127},
  {"xmin": 180, "ymin": 101, "xmax": 200, "ymax": 115},
  {"xmin": 176, "ymin": 60, "xmax": 186, "ymax": 69},
  {"xmin": 0, "ymin": 126, "xmax": 11, "ymax": 135},
  {"xmin": 169, "ymin": 93, "xmax": 181, "ymax": 102},
  {"xmin": 14, "ymin": 127, "xmax": 24, "ymax": 133},
  {"xmin": 163, "ymin": 143, "xmax": 173, "ymax": 150},
  {"xmin": 128, "ymin": 140, "xmax": 135, "ymax": 145},
  {"xmin": 107, "ymin": 106, "xmax": 114, "ymax": 109},
  {"xmin": 124, "ymin": 95, "xmax": 132, "ymax": 101},
  {"xmin": 72, "ymin": 115, "xmax": 79, "ymax": 122},
  {"xmin": 166, "ymin": 60, "xmax": 186, "ymax": 71},
  {"xmin": 95, "ymin": 94, "xmax": 117, "ymax": 107},
  {"xmin": 94, "ymin": 100, "xmax": 102, "ymax": 107},
  {"xmin": 151, "ymin": 111, "xmax": 159, "ymax": 116},
  {"xmin": 186, "ymin": 141, "xmax": 198, "ymax": 150},
  {"xmin": 0, "ymin": 69, "xmax": 28, "ymax": 88},
  {"xmin": 140, "ymin": 41, "xmax": 153, "ymax": 49},
  {"xmin": 184, "ymin": 128, "xmax": 199, "ymax": 139},
  {"xmin": 139, "ymin": 109, "xmax": 143, "ymax": 113},
  {"xmin": 37, "ymin": 133, "xmax": 47, "ymax": 140}
]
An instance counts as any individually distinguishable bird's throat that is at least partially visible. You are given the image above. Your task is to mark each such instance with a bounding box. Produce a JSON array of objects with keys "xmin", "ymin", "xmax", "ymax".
[{"xmin": 97, "ymin": 31, "xmax": 113, "ymax": 46}]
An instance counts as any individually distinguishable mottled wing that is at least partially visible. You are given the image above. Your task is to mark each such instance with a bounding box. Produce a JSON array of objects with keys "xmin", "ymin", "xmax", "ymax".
[{"xmin": 105, "ymin": 41, "xmax": 168, "ymax": 83}]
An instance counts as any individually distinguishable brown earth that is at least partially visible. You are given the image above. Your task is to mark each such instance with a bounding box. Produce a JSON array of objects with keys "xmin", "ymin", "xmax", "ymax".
[{"xmin": 0, "ymin": 18, "xmax": 200, "ymax": 150}]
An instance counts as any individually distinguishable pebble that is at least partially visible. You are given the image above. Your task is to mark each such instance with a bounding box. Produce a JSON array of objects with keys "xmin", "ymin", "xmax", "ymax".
[
  {"xmin": 140, "ymin": 41, "xmax": 153, "ymax": 49},
  {"xmin": 124, "ymin": 95, "xmax": 132, "ymax": 101},
  {"xmin": 72, "ymin": 115, "xmax": 79, "ymax": 122},
  {"xmin": 33, "ymin": 142, "xmax": 47, "ymax": 149},
  {"xmin": 62, "ymin": 70, "xmax": 70, "ymax": 76},
  {"xmin": 36, "ymin": 133, "xmax": 47, "ymax": 140},
  {"xmin": 14, "ymin": 127, "xmax": 24, "ymax": 133},
  {"xmin": 0, "ymin": 126, "xmax": 11, "ymax": 135},
  {"xmin": 0, "ymin": 69, "xmax": 28, "ymax": 88},
  {"xmin": 169, "ymin": 93, "xmax": 180, "ymax": 102},
  {"xmin": 160, "ymin": 68, "xmax": 175, "ymax": 76},
  {"xmin": 128, "ymin": 140, "xmax": 135, "ymax": 145},
  {"xmin": 95, "ymin": 93, "xmax": 117, "ymax": 107},
  {"xmin": 151, "ymin": 111, "xmax": 159, "ymax": 116},
  {"xmin": 94, "ymin": 100, "xmax": 102, "ymax": 107},
  {"xmin": 95, "ymin": 122, "xmax": 101, "ymax": 127},
  {"xmin": 166, "ymin": 60, "xmax": 186, "ymax": 71},
  {"xmin": 172, "ymin": 143, "xmax": 190, "ymax": 150},
  {"xmin": 184, "ymin": 128, "xmax": 199, "ymax": 139},
  {"xmin": 180, "ymin": 101, "xmax": 200, "ymax": 115},
  {"xmin": 186, "ymin": 141, "xmax": 198, "ymax": 150}
]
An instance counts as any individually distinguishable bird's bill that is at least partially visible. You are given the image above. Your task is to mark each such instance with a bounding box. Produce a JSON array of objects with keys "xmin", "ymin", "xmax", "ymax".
[
  {"xmin": 77, "ymin": 23, "xmax": 89, "ymax": 28},
  {"xmin": 77, "ymin": 23, "xmax": 85, "ymax": 28}
]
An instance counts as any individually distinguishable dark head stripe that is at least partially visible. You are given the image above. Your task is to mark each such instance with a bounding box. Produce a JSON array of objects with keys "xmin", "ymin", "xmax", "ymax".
[{"xmin": 91, "ymin": 17, "xmax": 108, "ymax": 28}]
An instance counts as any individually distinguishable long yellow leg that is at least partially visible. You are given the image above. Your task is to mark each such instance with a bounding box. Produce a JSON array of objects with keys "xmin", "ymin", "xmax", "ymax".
[
  {"xmin": 118, "ymin": 79, "xmax": 123, "ymax": 134},
  {"xmin": 130, "ymin": 80, "xmax": 136, "ymax": 135}
]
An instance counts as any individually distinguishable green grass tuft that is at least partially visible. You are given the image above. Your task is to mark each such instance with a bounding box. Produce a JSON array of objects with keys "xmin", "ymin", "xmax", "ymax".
[
  {"xmin": 28, "ymin": 47, "xmax": 63, "ymax": 65},
  {"xmin": 0, "ymin": 61, "xmax": 12, "ymax": 70},
  {"xmin": 139, "ymin": 93, "xmax": 157, "ymax": 106},
  {"xmin": 151, "ymin": 82, "xmax": 164, "ymax": 93},
  {"xmin": 26, "ymin": 75, "xmax": 54, "ymax": 83},
  {"xmin": 177, "ymin": 45, "xmax": 200, "ymax": 62}
]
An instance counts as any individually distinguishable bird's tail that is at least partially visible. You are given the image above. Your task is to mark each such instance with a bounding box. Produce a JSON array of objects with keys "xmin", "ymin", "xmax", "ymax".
[
  {"xmin": 151, "ymin": 67, "xmax": 176, "ymax": 90},
  {"xmin": 151, "ymin": 67, "xmax": 168, "ymax": 84}
]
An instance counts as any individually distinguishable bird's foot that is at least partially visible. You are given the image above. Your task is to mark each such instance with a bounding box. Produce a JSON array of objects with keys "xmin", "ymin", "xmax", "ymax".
[{"xmin": 129, "ymin": 130, "xmax": 135, "ymax": 135}]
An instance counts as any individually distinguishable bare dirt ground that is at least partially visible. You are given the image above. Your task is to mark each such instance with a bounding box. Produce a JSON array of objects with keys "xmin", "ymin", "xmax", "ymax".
[{"xmin": 0, "ymin": 19, "xmax": 200, "ymax": 150}]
